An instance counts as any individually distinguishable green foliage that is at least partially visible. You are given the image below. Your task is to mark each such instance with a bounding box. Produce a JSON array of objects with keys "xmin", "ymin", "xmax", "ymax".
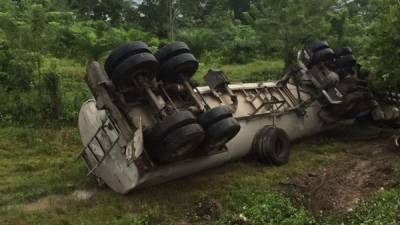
[
  {"xmin": 343, "ymin": 189, "xmax": 400, "ymax": 225},
  {"xmin": 245, "ymin": 0, "xmax": 335, "ymax": 68},
  {"xmin": 215, "ymin": 188, "xmax": 316, "ymax": 225},
  {"xmin": 0, "ymin": 127, "xmax": 84, "ymax": 206},
  {"xmin": 0, "ymin": 0, "xmax": 399, "ymax": 125},
  {"xmin": 321, "ymin": 188, "xmax": 400, "ymax": 225},
  {"xmin": 365, "ymin": 0, "xmax": 400, "ymax": 88},
  {"xmin": 69, "ymin": 0, "xmax": 140, "ymax": 26},
  {"xmin": 178, "ymin": 11, "xmax": 261, "ymax": 64},
  {"xmin": 194, "ymin": 60, "xmax": 284, "ymax": 83},
  {"xmin": 64, "ymin": 20, "xmax": 158, "ymax": 61},
  {"xmin": 0, "ymin": 0, "xmax": 159, "ymax": 126}
]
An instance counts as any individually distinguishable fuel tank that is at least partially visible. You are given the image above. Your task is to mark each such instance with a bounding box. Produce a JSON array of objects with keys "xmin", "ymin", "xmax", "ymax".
[{"xmin": 78, "ymin": 81, "xmax": 329, "ymax": 193}]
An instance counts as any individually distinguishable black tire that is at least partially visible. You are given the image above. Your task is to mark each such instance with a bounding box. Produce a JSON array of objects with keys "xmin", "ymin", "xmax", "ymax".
[
  {"xmin": 105, "ymin": 42, "xmax": 151, "ymax": 76},
  {"xmin": 158, "ymin": 53, "xmax": 199, "ymax": 83},
  {"xmin": 335, "ymin": 47, "xmax": 352, "ymax": 57},
  {"xmin": 203, "ymin": 117, "xmax": 241, "ymax": 149},
  {"xmin": 345, "ymin": 91, "xmax": 370, "ymax": 104},
  {"xmin": 313, "ymin": 48, "xmax": 335, "ymax": 64},
  {"xmin": 335, "ymin": 55, "xmax": 357, "ymax": 69},
  {"xmin": 111, "ymin": 52, "xmax": 158, "ymax": 85},
  {"xmin": 145, "ymin": 111, "xmax": 197, "ymax": 143},
  {"xmin": 152, "ymin": 124, "xmax": 205, "ymax": 163},
  {"xmin": 328, "ymin": 91, "xmax": 370, "ymax": 117},
  {"xmin": 252, "ymin": 126, "xmax": 270, "ymax": 163},
  {"xmin": 348, "ymin": 100, "xmax": 376, "ymax": 118},
  {"xmin": 309, "ymin": 41, "xmax": 329, "ymax": 53},
  {"xmin": 336, "ymin": 78, "xmax": 359, "ymax": 93},
  {"xmin": 155, "ymin": 42, "xmax": 191, "ymax": 64},
  {"xmin": 198, "ymin": 106, "xmax": 232, "ymax": 128},
  {"xmin": 253, "ymin": 127, "xmax": 290, "ymax": 166}
]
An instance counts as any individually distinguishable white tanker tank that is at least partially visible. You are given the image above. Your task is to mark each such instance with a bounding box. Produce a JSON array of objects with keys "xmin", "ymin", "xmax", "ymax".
[{"xmin": 78, "ymin": 41, "xmax": 383, "ymax": 193}]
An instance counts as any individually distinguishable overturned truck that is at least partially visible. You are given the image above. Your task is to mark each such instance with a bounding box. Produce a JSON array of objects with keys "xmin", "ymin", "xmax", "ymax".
[{"xmin": 78, "ymin": 41, "xmax": 396, "ymax": 194}]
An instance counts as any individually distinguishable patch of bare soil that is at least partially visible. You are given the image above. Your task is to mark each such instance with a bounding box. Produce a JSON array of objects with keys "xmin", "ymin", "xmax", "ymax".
[
  {"xmin": 181, "ymin": 198, "xmax": 223, "ymax": 225},
  {"xmin": 22, "ymin": 190, "xmax": 95, "ymax": 212},
  {"xmin": 23, "ymin": 195, "xmax": 61, "ymax": 212},
  {"xmin": 282, "ymin": 139, "xmax": 400, "ymax": 216}
]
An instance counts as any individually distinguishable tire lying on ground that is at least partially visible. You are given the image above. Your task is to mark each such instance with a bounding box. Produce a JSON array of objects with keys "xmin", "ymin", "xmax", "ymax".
[
  {"xmin": 252, "ymin": 126, "xmax": 291, "ymax": 166},
  {"xmin": 105, "ymin": 42, "xmax": 158, "ymax": 86},
  {"xmin": 144, "ymin": 111, "xmax": 205, "ymax": 163}
]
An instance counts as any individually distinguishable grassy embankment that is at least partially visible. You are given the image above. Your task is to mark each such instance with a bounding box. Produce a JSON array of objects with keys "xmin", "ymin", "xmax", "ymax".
[
  {"xmin": 1, "ymin": 125, "xmax": 400, "ymax": 225},
  {"xmin": 1, "ymin": 59, "xmax": 400, "ymax": 224}
]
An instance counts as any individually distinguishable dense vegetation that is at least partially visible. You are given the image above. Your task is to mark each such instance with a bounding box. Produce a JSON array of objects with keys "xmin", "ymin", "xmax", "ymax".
[{"xmin": 0, "ymin": 0, "xmax": 399, "ymax": 126}]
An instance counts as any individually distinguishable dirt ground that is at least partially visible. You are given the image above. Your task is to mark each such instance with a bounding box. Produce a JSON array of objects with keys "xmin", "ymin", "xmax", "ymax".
[
  {"xmin": 181, "ymin": 128, "xmax": 400, "ymax": 224},
  {"xmin": 282, "ymin": 135, "xmax": 400, "ymax": 216}
]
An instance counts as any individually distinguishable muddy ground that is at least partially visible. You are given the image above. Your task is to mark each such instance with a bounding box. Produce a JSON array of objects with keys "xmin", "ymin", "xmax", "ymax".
[
  {"xmin": 281, "ymin": 132, "xmax": 400, "ymax": 217},
  {"xmin": 176, "ymin": 128, "xmax": 400, "ymax": 224}
]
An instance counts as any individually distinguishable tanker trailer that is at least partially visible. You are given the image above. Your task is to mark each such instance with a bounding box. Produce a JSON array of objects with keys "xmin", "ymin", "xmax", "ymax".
[{"xmin": 78, "ymin": 41, "xmax": 379, "ymax": 194}]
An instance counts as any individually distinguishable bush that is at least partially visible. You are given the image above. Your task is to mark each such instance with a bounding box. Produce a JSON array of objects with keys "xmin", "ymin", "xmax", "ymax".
[
  {"xmin": 215, "ymin": 187, "xmax": 316, "ymax": 225},
  {"xmin": 178, "ymin": 25, "xmax": 262, "ymax": 64},
  {"xmin": 0, "ymin": 57, "xmax": 89, "ymax": 126},
  {"xmin": 194, "ymin": 60, "xmax": 284, "ymax": 84},
  {"xmin": 345, "ymin": 189, "xmax": 400, "ymax": 225},
  {"xmin": 177, "ymin": 10, "xmax": 262, "ymax": 64}
]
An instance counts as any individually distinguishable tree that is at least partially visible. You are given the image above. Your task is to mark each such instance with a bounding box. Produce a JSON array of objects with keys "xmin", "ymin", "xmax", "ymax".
[
  {"xmin": 68, "ymin": 0, "xmax": 140, "ymax": 26},
  {"xmin": 138, "ymin": 0, "xmax": 170, "ymax": 37},
  {"xmin": 364, "ymin": 0, "xmax": 400, "ymax": 87},
  {"xmin": 228, "ymin": 0, "xmax": 251, "ymax": 20},
  {"xmin": 244, "ymin": 0, "xmax": 336, "ymax": 70}
]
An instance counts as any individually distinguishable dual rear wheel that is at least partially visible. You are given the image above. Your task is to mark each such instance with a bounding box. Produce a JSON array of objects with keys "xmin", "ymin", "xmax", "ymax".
[
  {"xmin": 105, "ymin": 41, "xmax": 158, "ymax": 86},
  {"xmin": 198, "ymin": 106, "xmax": 241, "ymax": 150},
  {"xmin": 144, "ymin": 111, "xmax": 205, "ymax": 163},
  {"xmin": 104, "ymin": 41, "xmax": 200, "ymax": 86},
  {"xmin": 144, "ymin": 106, "xmax": 241, "ymax": 164},
  {"xmin": 307, "ymin": 41, "xmax": 357, "ymax": 70},
  {"xmin": 155, "ymin": 42, "xmax": 199, "ymax": 83}
]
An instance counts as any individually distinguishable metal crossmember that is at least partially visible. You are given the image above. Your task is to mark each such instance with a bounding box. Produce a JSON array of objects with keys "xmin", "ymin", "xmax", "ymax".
[{"xmin": 246, "ymin": 86, "xmax": 287, "ymax": 116}]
